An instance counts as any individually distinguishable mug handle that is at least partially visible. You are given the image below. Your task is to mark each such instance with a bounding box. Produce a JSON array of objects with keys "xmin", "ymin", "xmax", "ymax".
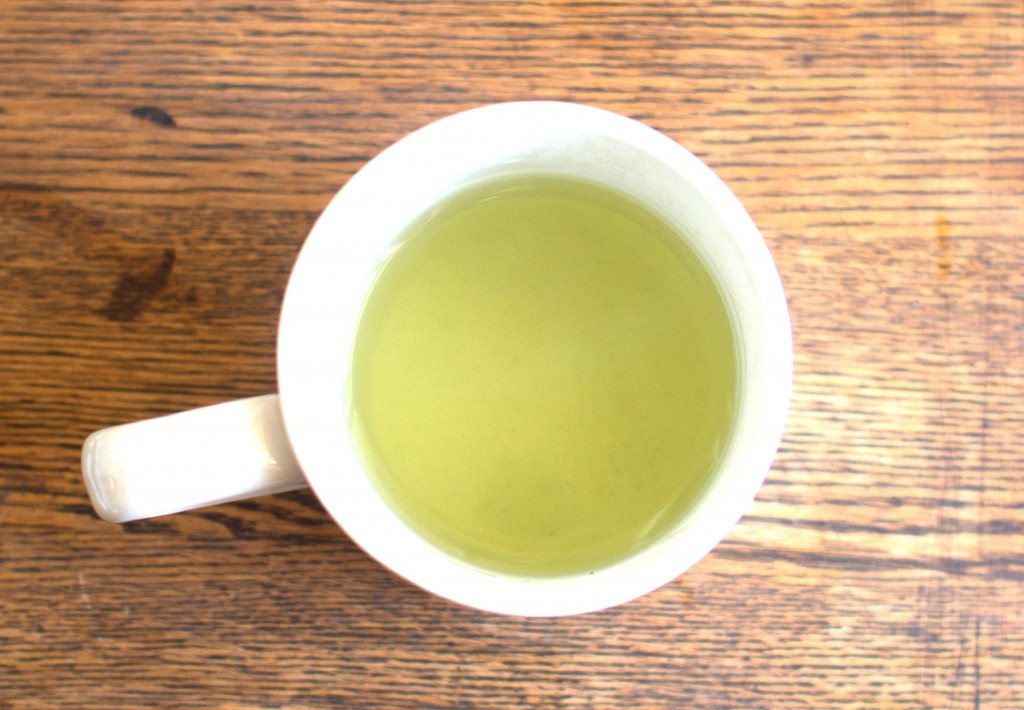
[{"xmin": 81, "ymin": 395, "xmax": 308, "ymax": 523}]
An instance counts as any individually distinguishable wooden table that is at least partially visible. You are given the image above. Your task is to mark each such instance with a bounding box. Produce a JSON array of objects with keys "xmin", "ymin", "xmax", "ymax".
[{"xmin": 2, "ymin": 1, "xmax": 1021, "ymax": 707}]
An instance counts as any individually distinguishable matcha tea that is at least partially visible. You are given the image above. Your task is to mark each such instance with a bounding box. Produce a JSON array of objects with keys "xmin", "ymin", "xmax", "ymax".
[{"xmin": 348, "ymin": 174, "xmax": 737, "ymax": 576}]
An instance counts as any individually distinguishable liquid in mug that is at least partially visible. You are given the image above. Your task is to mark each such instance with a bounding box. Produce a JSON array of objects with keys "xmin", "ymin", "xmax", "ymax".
[{"xmin": 348, "ymin": 173, "xmax": 737, "ymax": 577}]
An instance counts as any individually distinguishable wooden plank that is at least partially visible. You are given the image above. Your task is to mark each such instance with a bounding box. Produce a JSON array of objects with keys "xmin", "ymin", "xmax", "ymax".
[{"xmin": 1, "ymin": 0, "xmax": 1021, "ymax": 707}]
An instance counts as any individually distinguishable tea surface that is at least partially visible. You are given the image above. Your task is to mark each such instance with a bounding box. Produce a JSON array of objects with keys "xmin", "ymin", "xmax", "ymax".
[{"xmin": 349, "ymin": 174, "xmax": 736, "ymax": 576}]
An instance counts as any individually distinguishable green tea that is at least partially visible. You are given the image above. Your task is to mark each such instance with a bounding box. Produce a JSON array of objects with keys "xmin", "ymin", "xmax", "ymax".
[{"xmin": 348, "ymin": 173, "xmax": 737, "ymax": 577}]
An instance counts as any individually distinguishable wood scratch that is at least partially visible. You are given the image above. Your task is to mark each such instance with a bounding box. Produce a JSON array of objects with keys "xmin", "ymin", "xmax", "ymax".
[
  {"xmin": 78, "ymin": 571, "xmax": 92, "ymax": 608},
  {"xmin": 974, "ymin": 616, "xmax": 982, "ymax": 710},
  {"xmin": 935, "ymin": 214, "xmax": 953, "ymax": 277}
]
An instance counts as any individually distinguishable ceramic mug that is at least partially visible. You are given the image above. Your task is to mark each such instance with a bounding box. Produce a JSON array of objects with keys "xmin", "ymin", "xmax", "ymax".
[{"xmin": 82, "ymin": 102, "xmax": 792, "ymax": 616}]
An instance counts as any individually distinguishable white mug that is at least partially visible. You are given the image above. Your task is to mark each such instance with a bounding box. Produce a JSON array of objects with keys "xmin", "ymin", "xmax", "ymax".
[{"xmin": 82, "ymin": 102, "xmax": 792, "ymax": 616}]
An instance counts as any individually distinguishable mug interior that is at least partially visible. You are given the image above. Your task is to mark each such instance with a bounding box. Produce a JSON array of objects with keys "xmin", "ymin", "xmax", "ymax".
[{"xmin": 277, "ymin": 102, "xmax": 792, "ymax": 616}]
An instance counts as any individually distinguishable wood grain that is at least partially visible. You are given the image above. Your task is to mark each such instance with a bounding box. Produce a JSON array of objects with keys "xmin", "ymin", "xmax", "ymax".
[{"xmin": 1, "ymin": 0, "xmax": 1022, "ymax": 707}]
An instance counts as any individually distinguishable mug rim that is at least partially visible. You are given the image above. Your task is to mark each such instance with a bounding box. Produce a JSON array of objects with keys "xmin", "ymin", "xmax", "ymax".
[{"xmin": 277, "ymin": 101, "xmax": 792, "ymax": 616}]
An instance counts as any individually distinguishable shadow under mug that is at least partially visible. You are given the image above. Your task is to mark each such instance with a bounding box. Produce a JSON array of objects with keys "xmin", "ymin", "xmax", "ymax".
[{"xmin": 83, "ymin": 101, "xmax": 792, "ymax": 617}]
